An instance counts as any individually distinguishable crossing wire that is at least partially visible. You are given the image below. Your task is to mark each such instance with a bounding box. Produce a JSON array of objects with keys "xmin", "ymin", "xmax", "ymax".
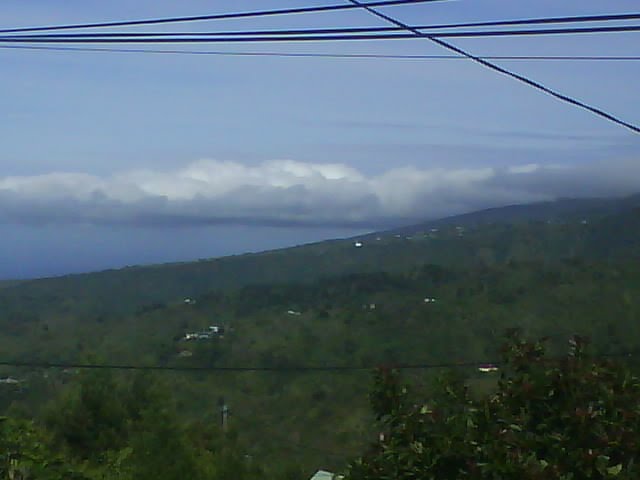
[
  {"xmin": 2, "ymin": 44, "xmax": 639, "ymax": 62},
  {"xmin": 346, "ymin": 0, "xmax": 640, "ymax": 135}
]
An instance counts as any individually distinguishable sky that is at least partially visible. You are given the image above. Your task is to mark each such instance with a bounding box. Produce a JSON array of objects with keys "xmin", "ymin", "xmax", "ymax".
[{"xmin": 1, "ymin": 0, "xmax": 639, "ymax": 279}]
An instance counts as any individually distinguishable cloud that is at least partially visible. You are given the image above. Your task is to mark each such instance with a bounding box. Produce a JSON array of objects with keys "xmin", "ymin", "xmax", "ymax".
[{"xmin": 0, "ymin": 158, "xmax": 639, "ymax": 228}]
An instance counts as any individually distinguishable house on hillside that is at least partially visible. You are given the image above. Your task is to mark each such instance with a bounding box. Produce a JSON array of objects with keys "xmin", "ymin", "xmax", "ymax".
[
  {"xmin": 0, "ymin": 377, "xmax": 22, "ymax": 385},
  {"xmin": 310, "ymin": 470, "xmax": 343, "ymax": 480},
  {"xmin": 478, "ymin": 364, "xmax": 499, "ymax": 373},
  {"xmin": 183, "ymin": 325, "xmax": 225, "ymax": 341}
]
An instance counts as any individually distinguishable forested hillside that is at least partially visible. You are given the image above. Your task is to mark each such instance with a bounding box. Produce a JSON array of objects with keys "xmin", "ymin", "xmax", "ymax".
[
  {"xmin": 1, "ymin": 259, "xmax": 640, "ymax": 472},
  {"xmin": 1, "ymin": 196, "xmax": 640, "ymax": 475},
  {"xmin": 1, "ymin": 195, "xmax": 639, "ymax": 321}
]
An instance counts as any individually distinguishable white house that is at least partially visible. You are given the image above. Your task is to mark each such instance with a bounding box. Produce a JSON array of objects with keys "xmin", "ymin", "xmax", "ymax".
[
  {"xmin": 0, "ymin": 377, "xmax": 22, "ymax": 384},
  {"xmin": 354, "ymin": 241, "xmax": 363, "ymax": 248},
  {"xmin": 287, "ymin": 310, "xmax": 302, "ymax": 316},
  {"xmin": 184, "ymin": 327, "xmax": 224, "ymax": 341},
  {"xmin": 310, "ymin": 471, "xmax": 343, "ymax": 480},
  {"xmin": 478, "ymin": 365, "xmax": 499, "ymax": 373}
]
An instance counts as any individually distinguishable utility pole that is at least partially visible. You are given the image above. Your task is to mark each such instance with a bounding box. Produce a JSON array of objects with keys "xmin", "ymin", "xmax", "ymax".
[{"xmin": 219, "ymin": 396, "xmax": 229, "ymax": 432}]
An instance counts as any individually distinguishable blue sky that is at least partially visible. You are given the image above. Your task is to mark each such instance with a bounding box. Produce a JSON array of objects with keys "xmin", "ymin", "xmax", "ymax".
[{"xmin": 1, "ymin": 0, "xmax": 639, "ymax": 278}]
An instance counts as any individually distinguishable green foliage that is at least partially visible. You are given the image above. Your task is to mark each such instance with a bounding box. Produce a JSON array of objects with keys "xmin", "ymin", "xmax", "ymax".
[
  {"xmin": 345, "ymin": 334, "xmax": 640, "ymax": 479},
  {"xmin": 0, "ymin": 417, "xmax": 87, "ymax": 479}
]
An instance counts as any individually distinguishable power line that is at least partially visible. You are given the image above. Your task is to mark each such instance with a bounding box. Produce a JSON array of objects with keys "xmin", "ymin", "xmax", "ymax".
[
  {"xmin": 347, "ymin": 0, "xmax": 640, "ymax": 135},
  {"xmin": 2, "ymin": 25, "xmax": 640, "ymax": 43},
  {"xmin": 3, "ymin": 45, "xmax": 639, "ymax": 62},
  {"xmin": 4, "ymin": 13, "xmax": 640, "ymax": 38},
  {"xmin": 0, "ymin": 350, "xmax": 637, "ymax": 373},
  {"xmin": 0, "ymin": 0, "xmax": 445, "ymax": 34}
]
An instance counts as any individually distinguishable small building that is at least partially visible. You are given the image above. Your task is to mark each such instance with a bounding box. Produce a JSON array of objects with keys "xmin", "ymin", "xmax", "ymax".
[
  {"xmin": 354, "ymin": 241, "xmax": 363, "ymax": 248},
  {"xmin": 478, "ymin": 364, "xmax": 499, "ymax": 373},
  {"xmin": 287, "ymin": 310, "xmax": 302, "ymax": 316},
  {"xmin": 0, "ymin": 377, "xmax": 22, "ymax": 384},
  {"xmin": 184, "ymin": 327, "xmax": 225, "ymax": 341},
  {"xmin": 184, "ymin": 298, "xmax": 196, "ymax": 305},
  {"xmin": 178, "ymin": 350, "xmax": 193, "ymax": 358},
  {"xmin": 423, "ymin": 297, "xmax": 437, "ymax": 303},
  {"xmin": 310, "ymin": 471, "xmax": 343, "ymax": 480}
]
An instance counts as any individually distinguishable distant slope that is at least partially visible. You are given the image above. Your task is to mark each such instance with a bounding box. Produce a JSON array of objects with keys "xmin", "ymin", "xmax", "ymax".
[
  {"xmin": 0, "ymin": 194, "xmax": 638, "ymax": 319},
  {"xmin": 375, "ymin": 194, "xmax": 640, "ymax": 237}
]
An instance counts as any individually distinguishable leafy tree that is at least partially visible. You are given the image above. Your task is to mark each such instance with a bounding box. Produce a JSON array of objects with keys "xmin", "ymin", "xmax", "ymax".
[
  {"xmin": 45, "ymin": 369, "xmax": 129, "ymax": 458},
  {"xmin": 0, "ymin": 417, "xmax": 86, "ymax": 479},
  {"xmin": 345, "ymin": 333, "xmax": 640, "ymax": 479}
]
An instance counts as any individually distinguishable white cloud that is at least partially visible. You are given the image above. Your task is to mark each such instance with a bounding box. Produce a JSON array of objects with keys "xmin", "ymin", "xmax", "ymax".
[{"xmin": 0, "ymin": 158, "xmax": 638, "ymax": 228}]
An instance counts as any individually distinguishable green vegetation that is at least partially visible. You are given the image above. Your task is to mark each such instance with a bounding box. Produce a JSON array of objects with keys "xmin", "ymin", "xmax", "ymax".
[
  {"xmin": 1, "ymin": 371, "xmax": 300, "ymax": 479},
  {"xmin": 1, "ymin": 196, "xmax": 638, "ymax": 321},
  {"xmin": 345, "ymin": 333, "xmax": 640, "ymax": 479},
  {"xmin": 0, "ymin": 197, "xmax": 639, "ymax": 475}
]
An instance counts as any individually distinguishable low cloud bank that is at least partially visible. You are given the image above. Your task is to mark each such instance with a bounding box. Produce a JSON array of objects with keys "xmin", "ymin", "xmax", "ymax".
[{"xmin": 1, "ymin": 158, "xmax": 638, "ymax": 228}]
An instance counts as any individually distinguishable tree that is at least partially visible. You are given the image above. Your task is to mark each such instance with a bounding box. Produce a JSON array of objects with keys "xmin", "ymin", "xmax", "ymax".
[
  {"xmin": 0, "ymin": 417, "xmax": 87, "ymax": 479},
  {"xmin": 345, "ymin": 333, "xmax": 640, "ymax": 480}
]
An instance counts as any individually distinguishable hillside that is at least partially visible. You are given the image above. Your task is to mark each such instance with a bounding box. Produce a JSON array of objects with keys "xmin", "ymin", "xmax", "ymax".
[
  {"xmin": 1, "ymin": 258, "xmax": 640, "ymax": 471},
  {"xmin": 0, "ymin": 195, "xmax": 640, "ymax": 471},
  {"xmin": 0, "ymin": 194, "xmax": 639, "ymax": 322},
  {"xmin": 382, "ymin": 193, "xmax": 640, "ymax": 235}
]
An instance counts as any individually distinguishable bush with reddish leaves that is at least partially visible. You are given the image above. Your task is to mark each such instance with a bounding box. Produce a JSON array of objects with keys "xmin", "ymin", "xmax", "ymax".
[{"xmin": 345, "ymin": 333, "xmax": 640, "ymax": 480}]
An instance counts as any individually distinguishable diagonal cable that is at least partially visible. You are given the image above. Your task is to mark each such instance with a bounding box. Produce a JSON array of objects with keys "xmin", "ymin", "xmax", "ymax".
[{"xmin": 346, "ymin": 0, "xmax": 640, "ymax": 134}]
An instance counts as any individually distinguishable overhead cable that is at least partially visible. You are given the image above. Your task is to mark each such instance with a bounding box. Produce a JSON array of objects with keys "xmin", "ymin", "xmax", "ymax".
[
  {"xmin": 0, "ymin": 350, "xmax": 636, "ymax": 373},
  {"xmin": 0, "ymin": 0, "xmax": 445, "ymax": 34},
  {"xmin": 1, "ymin": 24, "xmax": 640, "ymax": 43},
  {"xmin": 4, "ymin": 19, "xmax": 640, "ymax": 38},
  {"xmin": 2, "ymin": 44, "xmax": 639, "ymax": 62},
  {"xmin": 347, "ymin": 0, "xmax": 640, "ymax": 135}
]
